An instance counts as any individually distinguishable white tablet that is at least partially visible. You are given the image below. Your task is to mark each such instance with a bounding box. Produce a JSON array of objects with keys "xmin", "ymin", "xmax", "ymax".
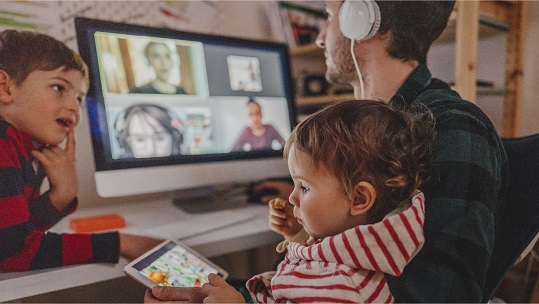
[{"xmin": 123, "ymin": 239, "xmax": 228, "ymax": 288}]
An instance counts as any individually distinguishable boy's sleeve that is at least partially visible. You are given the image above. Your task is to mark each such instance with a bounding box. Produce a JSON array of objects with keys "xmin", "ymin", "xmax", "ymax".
[
  {"xmin": 0, "ymin": 230, "xmax": 120, "ymax": 271},
  {"xmin": 29, "ymin": 192, "xmax": 78, "ymax": 231},
  {"xmin": 0, "ymin": 135, "xmax": 120, "ymax": 271}
]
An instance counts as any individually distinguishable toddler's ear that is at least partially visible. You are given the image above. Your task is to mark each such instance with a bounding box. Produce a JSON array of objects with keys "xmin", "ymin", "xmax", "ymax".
[
  {"xmin": 350, "ymin": 181, "xmax": 376, "ymax": 216},
  {"xmin": 0, "ymin": 70, "xmax": 14, "ymax": 104}
]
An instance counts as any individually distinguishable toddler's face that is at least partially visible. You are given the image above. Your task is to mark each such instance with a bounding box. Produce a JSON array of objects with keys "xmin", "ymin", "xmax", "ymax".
[
  {"xmin": 287, "ymin": 144, "xmax": 359, "ymax": 239},
  {"xmin": 8, "ymin": 67, "xmax": 86, "ymax": 147}
]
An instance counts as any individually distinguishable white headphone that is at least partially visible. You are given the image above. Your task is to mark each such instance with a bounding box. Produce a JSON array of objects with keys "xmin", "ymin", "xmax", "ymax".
[{"xmin": 339, "ymin": 0, "xmax": 381, "ymax": 41}]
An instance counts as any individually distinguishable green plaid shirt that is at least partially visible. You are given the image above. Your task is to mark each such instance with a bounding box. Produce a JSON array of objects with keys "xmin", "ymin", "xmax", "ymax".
[{"xmin": 386, "ymin": 64, "xmax": 508, "ymax": 302}]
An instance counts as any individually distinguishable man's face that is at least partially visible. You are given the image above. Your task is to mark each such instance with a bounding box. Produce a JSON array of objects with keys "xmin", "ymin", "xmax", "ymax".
[{"xmin": 315, "ymin": 0, "xmax": 358, "ymax": 85}]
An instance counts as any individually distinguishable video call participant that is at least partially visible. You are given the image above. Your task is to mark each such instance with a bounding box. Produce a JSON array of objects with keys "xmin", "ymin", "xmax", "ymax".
[
  {"xmin": 114, "ymin": 103, "xmax": 184, "ymax": 158},
  {"xmin": 129, "ymin": 42, "xmax": 187, "ymax": 95},
  {"xmin": 252, "ymin": 0, "xmax": 508, "ymax": 302},
  {"xmin": 0, "ymin": 29, "xmax": 162, "ymax": 271},
  {"xmin": 144, "ymin": 99, "xmax": 435, "ymax": 303},
  {"xmin": 232, "ymin": 99, "xmax": 285, "ymax": 152}
]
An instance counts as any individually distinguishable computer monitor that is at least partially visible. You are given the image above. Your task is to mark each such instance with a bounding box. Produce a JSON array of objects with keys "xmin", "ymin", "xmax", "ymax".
[{"xmin": 75, "ymin": 17, "xmax": 296, "ymax": 200}]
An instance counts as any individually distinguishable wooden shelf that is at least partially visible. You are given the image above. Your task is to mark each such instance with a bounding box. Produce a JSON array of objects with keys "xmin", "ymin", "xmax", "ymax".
[
  {"xmin": 296, "ymin": 93, "xmax": 355, "ymax": 106},
  {"xmin": 289, "ymin": 43, "xmax": 322, "ymax": 57}
]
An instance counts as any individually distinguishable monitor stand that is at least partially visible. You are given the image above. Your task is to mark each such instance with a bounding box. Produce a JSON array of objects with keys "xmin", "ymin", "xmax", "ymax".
[{"xmin": 172, "ymin": 182, "xmax": 253, "ymax": 214}]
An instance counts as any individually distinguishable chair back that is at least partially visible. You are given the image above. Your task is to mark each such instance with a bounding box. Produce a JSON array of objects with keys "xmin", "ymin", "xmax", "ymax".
[{"xmin": 483, "ymin": 133, "xmax": 539, "ymax": 301}]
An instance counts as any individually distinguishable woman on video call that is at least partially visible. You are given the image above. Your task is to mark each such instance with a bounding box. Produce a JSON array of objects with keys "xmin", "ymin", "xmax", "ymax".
[{"xmin": 130, "ymin": 42, "xmax": 187, "ymax": 95}]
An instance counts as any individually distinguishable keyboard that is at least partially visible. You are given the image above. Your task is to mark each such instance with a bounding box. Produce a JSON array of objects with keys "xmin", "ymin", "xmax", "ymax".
[{"xmin": 142, "ymin": 210, "xmax": 259, "ymax": 240}]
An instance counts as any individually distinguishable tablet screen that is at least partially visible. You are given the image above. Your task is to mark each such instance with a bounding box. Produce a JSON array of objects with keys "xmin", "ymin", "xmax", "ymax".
[{"xmin": 131, "ymin": 241, "xmax": 222, "ymax": 287}]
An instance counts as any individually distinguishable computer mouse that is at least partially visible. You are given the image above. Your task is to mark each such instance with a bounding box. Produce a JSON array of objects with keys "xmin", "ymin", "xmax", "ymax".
[{"xmin": 246, "ymin": 183, "xmax": 279, "ymax": 204}]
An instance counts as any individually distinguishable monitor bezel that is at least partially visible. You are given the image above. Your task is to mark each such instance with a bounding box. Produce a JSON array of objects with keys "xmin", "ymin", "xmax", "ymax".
[{"xmin": 75, "ymin": 17, "xmax": 296, "ymax": 172}]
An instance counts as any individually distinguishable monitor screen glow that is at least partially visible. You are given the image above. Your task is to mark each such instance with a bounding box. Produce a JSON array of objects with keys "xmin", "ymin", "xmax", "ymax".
[{"xmin": 75, "ymin": 17, "xmax": 296, "ymax": 198}]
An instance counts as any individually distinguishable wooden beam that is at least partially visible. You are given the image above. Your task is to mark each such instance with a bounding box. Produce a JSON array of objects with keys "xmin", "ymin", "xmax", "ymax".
[
  {"xmin": 502, "ymin": 2, "xmax": 526, "ymax": 137},
  {"xmin": 454, "ymin": 0, "xmax": 479, "ymax": 103}
]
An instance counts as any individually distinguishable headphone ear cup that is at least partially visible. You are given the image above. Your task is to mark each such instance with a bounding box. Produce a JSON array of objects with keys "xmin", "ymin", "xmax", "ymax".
[
  {"xmin": 339, "ymin": 0, "xmax": 381, "ymax": 41},
  {"xmin": 114, "ymin": 110, "xmax": 128, "ymax": 150}
]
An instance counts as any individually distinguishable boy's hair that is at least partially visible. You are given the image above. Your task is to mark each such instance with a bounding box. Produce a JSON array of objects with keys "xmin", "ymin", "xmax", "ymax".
[
  {"xmin": 0, "ymin": 30, "xmax": 89, "ymax": 87},
  {"xmin": 375, "ymin": 1, "xmax": 455, "ymax": 65},
  {"xmin": 284, "ymin": 99, "xmax": 435, "ymax": 223}
]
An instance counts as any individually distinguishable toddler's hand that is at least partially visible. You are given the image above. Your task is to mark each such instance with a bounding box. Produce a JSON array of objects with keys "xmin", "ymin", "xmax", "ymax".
[
  {"xmin": 31, "ymin": 129, "xmax": 78, "ymax": 211},
  {"xmin": 201, "ymin": 273, "xmax": 245, "ymax": 303},
  {"xmin": 268, "ymin": 198, "xmax": 302, "ymax": 240}
]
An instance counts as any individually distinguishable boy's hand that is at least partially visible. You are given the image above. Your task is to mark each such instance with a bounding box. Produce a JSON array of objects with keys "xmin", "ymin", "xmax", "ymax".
[
  {"xmin": 119, "ymin": 233, "xmax": 163, "ymax": 260},
  {"xmin": 31, "ymin": 129, "xmax": 78, "ymax": 211},
  {"xmin": 269, "ymin": 198, "xmax": 303, "ymax": 240}
]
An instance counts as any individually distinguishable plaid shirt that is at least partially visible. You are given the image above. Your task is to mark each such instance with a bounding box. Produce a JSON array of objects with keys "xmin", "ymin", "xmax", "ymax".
[
  {"xmin": 386, "ymin": 65, "xmax": 508, "ymax": 302},
  {"xmin": 0, "ymin": 119, "xmax": 119, "ymax": 271}
]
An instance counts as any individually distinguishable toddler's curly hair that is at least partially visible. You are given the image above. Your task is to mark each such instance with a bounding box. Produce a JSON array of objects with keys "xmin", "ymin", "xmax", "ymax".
[{"xmin": 284, "ymin": 99, "xmax": 435, "ymax": 223}]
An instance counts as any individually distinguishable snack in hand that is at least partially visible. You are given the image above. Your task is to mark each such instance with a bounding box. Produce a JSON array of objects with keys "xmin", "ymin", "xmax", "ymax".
[{"xmin": 270, "ymin": 198, "xmax": 288, "ymax": 210}]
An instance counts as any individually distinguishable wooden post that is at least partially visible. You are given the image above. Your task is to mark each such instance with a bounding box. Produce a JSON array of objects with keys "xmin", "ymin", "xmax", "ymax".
[
  {"xmin": 502, "ymin": 2, "xmax": 526, "ymax": 137},
  {"xmin": 454, "ymin": 0, "xmax": 479, "ymax": 103}
]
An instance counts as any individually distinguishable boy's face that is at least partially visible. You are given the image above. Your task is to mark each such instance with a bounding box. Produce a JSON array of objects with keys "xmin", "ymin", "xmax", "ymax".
[
  {"xmin": 287, "ymin": 143, "xmax": 360, "ymax": 239},
  {"xmin": 8, "ymin": 67, "xmax": 86, "ymax": 147}
]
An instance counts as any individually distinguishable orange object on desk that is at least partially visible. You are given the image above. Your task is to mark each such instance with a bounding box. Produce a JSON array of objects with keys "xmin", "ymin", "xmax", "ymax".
[{"xmin": 69, "ymin": 213, "xmax": 126, "ymax": 233}]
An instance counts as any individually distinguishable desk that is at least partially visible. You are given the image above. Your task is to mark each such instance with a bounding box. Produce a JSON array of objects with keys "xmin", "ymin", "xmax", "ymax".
[{"xmin": 0, "ymin": 198, "xmax": 281, "ymax": 302}]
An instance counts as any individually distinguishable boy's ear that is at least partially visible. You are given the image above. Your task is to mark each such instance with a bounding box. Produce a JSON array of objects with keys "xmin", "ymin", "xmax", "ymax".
[
  {"xmin": 350, "ymin": 181, "xmax": 376, "ymax": 216},
  {"xmin": 0, "ymin": 70, "xmax": 14, "ymax": 105}
]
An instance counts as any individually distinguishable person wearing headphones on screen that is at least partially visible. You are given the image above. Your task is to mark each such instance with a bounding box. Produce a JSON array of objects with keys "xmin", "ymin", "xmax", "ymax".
[
  {"xmin": 249, "ymin": 1, "xmax": 508, "ymax": 302},
  {"xmin": 114, "ymin": 104, "xmax": 184, "ymax": 158}
]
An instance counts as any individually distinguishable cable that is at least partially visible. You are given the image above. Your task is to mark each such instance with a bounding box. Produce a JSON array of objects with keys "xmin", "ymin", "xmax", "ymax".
[{"xmin": 350, "ymin": 38, "xmax": 365, "ymax": 99}]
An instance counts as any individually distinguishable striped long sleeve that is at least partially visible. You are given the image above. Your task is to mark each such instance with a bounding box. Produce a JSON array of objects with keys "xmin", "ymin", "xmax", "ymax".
[
  {"xmin": 247, "ymin": 192, "xmax": 425, "ymax": 303},
  {"xmin": 0, "ymin": 120, "xmax": 119, "ymax": 271}
]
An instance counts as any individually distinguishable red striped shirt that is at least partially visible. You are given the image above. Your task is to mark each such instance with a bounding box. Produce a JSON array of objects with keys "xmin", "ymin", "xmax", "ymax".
[{"xmin": 247, "ymin": 192, "xmax": 425, "ymax": 303}]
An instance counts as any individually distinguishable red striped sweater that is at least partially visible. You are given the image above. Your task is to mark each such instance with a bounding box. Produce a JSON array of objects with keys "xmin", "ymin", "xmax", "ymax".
[
  {"xmin": 0, "ymin": 119, "xmax": 119, "ymax": 271},
  {"xmin": 247, "ymin": 192, "xmax": 425, "ymax": 303}
]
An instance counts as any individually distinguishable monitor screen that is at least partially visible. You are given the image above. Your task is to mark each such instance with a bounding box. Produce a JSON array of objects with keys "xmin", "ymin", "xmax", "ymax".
[{"xmin": 75, "ymin": 17, "xmax": 295, "ymax": 198}]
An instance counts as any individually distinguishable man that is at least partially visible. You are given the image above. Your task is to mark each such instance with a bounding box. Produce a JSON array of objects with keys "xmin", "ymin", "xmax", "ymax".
[
  {"xmin": 260, "ymin": 0, "xmax": 507, "ymax": 302},
  {"xmin": 146, "ymin": 1, "xmax": 508, "ymax": 302}
]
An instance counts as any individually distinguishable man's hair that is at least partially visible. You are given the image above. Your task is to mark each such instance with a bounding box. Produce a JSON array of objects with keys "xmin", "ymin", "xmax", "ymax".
[
  {"xmin": 376, "ymin": 1, "xmax": 456, "ymax": 64},
  {"xmin": 0, "ymin": 30, "xmax": 89, "ymax": 87},
  {"xmin": 284, "ymin": 99, "xmax": 435, "ymax": 223}
]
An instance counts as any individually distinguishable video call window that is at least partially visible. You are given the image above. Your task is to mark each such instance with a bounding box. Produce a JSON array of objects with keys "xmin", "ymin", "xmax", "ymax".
[
  {"xmin": 95, "ymin": 32, "xmax": 209, "ymax": 96},
  {"xmin": 81, "ymin": 22, "xmax": 293, "ymax": 166},
  {"xmin": 227, "ymin": 56, "xmax": 262, "ymax": 92}
]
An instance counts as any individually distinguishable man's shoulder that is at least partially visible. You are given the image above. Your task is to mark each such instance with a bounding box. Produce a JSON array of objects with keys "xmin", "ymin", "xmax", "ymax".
[{"xmin": 417, "ymin": 79, "xmax": 497, "ymax": 132}]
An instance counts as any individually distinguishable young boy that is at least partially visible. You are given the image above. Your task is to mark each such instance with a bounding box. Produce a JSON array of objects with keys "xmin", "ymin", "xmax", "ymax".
[
  {"xmin": 145, "ymin": 99, "xmax": 435, "ymax": 303},
  {"xmin": 0, "ymin": 30, "xmax": 161, "ymax": 271}
]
